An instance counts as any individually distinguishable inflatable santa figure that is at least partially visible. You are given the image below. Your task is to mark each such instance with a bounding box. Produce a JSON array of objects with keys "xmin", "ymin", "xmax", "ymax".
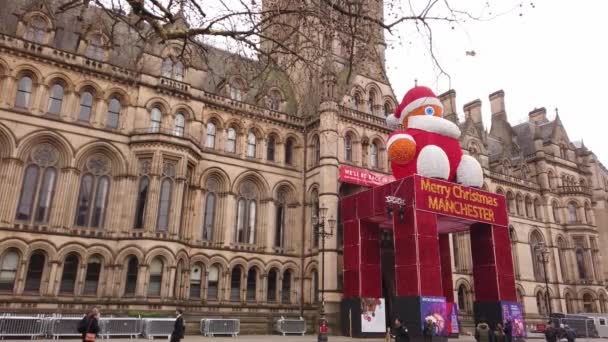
[{"xmin": 386, "ymin": 86, "xmax": 483, "ymax": 187}]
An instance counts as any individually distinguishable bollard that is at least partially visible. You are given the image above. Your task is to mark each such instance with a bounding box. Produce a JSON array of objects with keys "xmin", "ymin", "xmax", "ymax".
[{"xmin": 317, "ymin": 318, "xmax": 328, "ymax": 342}]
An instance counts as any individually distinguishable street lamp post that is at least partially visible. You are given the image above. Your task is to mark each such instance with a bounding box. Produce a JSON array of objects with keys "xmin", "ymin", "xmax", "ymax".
[
  {"xmin": 313, "ymin": 205, "xmax": 336, "ymax": 342},
  {"xmin": 536, "ymin": 243, "xmax": 552, "ymax": 317}
]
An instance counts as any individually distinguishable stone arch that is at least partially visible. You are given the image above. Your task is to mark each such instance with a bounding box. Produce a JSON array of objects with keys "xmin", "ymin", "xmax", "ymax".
[
  {"xmin": 284, "ymin": 133, "xmax": 301, "ymax": 147},
  {"xmin": 84, "ymin": 245, "xmax": 114, "ymax": 264},
  {"xmin": 172, "ymin": 104, "xmax": 196, "ymax": 121},
  {"xmin": 74, "ymin": 80, "xmax": 104, "ymax": 97},
  {"xmin": 228, "ymin": 257, "xmax": 248, "ymax": 271},
  {"xmin": 55, "ymin": 243, "xmax": 88, "ymax": 262},
  {"xmin": 189, "ymin": 253, "xmax": 210, "ymax": 268},
  {"xmin": 224, "ymin": 118, "xmax": 244, "ymax": 133},
  {"xmin": 204, "ymin": 113, "xmax": 225, "ymax": 130},
  {"xmin": 114, "ymin": 245, "xmax": 146, "ymax": 265},
  {"xmin": 0, "ymin": 122, "xmax": 16, "ymax": 158},
  {"xmin": 281, "ymin": 260, "xmax": 300, "ymax": 274},
  {"xmin": 247, "ymin": 123, "xmax": 266, "ymax": 139},
  {"xmin": 273, "ymin": 181, "xmax": 298, "ymax": 204},
  {"xmin": 207, "ymin": 255, "xmax": 230, "ymax": 272},
  {"xmin": 144, "ymin": 247, "xmax": 176, "ymax": 267},
  {"xmin": 12, "ymin": 64, "xmax": 43, "ymax": 82},
  {"xmin": 232, "ymin": 171, "xmax": 271, "ymax": 199},
  {"xmin": 104, "ymin": 87, "xmax": 132, "ymax": 106},
  {"xmin": 144, "ymin": 97, "xmax": 171, "ymax": 114},
  {"xmin": 24, "ymin": 240, "xmax": 58, "ymax": 260},
  {"xmin": 528, "ymin": 228, "xmax": 545, "ymax": 244},
  {"xmin": 16, "ymin": 130, "xmax": 74, "ymax": 167},
  {"xmin": 74, "ymin": 141, "xmax": 128, "ymax": 175},
  {"xmin": 265, "ymin": 128, "xmax": 283, "ymax": 144},
  {"xmin": 246, "ymin": 258, "xmax": 266, "ymax": 274},
  {"xmin": 0, "ymin": 238, "xmax": 29, "ymax": 257},
  {"xmin": 175, "ymin": 250, "xmax": 190, "ymax": 269},
  {"xmin": 304, "ymin": 260, "xmax": 319, "ymax": 277},
  {"xmin": 44, "ymin": 72, "xmax": 75, "ymax": 92},
  {"xmin": 200, "ymin": 167, "xmax": 231, "ymax": 193}
]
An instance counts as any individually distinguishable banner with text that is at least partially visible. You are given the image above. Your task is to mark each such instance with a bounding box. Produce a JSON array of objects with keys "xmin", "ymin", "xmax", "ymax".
[
  {"xmin": 420, "ymin": 296, "xmax": 447, "ymax": 337},
  {"xmin": 415, "ymin": 176, "xmax": 508, "ymax": 226},
  {"xmin": 339, "ymin": 165, "xmax": 395, "ymax": 188},
  {"xmin": 501, "ymin": 301, "xmax": 526, "ymax": 337}
]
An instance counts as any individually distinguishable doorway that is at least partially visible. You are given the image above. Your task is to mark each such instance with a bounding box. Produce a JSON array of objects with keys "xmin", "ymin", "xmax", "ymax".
[{"xmin": 381, "ymin": 229, "xmax": 396, "ymax": 325}]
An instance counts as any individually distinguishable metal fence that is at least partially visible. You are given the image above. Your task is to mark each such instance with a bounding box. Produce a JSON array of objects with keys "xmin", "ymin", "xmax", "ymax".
[
  {"xmin": 48, "ymin": 317, "xmax": 83, "ymax": 339},
  {"xmin": 0, "ymin": 315, "xmax": 47, "ymax": 339},
  {"xmin": 142, "ymin": 318, "xmax": 175, "ymax": 339},
  {"xmin": 274, "ymin": 317, "xmax": 306, "ymax": 336},
  {"xmin": 550, "ymin": 317, "xmax": 598, "ymax": 338},
  {"xmin": 100, "ymin": 317, "xmax": 141, "ymax": 339},
  {"xmin": 200, "ymin": 318, "xmax": 240, "ymax": 337}
]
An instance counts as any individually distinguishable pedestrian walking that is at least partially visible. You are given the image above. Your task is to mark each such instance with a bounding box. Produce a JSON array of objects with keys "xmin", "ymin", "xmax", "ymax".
[
  {"xmin": 494, "ymin": 323, "xmax": 506, "ymax": 342},
  {"xmin": 170, "ymin": 308, "xmax": 185, "ymax": 342},
  {"xmin": 475, "ymin": 320, "xmax": 492, "ymax": 342},
  {"xmin": 504, "ymin": 320, "xmax": 513, "ymax": 342},
  {"xmin": 77, "ymin": 307, "xmax": 100, "ymax": 342},
  {"xmin": 564, "ymin": 325, "xmax": 576, "ymax": 342},
  {"xmin": 390, "ymin": 318, "xmax": 410, "ymax": 342},
  {"xmin": 545, "ymin": 322, "xmax": 558, "ymax": 342},
  {"xmin": 423, "ymin": 318, "xmax": 434, "ymax": 342}
]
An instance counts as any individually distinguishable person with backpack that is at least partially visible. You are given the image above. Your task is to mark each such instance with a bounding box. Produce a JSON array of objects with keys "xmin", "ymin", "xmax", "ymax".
[
  {"xmin": 544, "ymin": 322, "xmax": 558, "ymax": 342},
  {"xmin": 170, "ymin": 308, "xmax": 185, "ymax": 342},
  {"xmin": 77, "ymin": 307, "xmax": 100, "ymax": 342}
]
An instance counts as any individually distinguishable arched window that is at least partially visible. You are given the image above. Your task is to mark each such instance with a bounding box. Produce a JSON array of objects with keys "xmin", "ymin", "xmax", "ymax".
[
  {"xmin": 267, "ymin": 136, "xmax": 276, "ymax": 162},
  {"xmin": 246, "ymin": 267, "xmax": 257, "ymax": 301},
  {"xmin": 530, "ymin": 231, "xmax": 547, "ymax": 281},
  {"xmin": 575, "ymin": 245, "xmax": 587, "ymax": 279},
  {"xmin": 345, "ymin": 135, "xmax": 353, "ymax": 162},
  {"xmin": 174, "ymin": 113, "xmax": 185, "ymax": 136},
  {"xmin": 78, "ymin": 90, "xmax": 94, "ymax": 122},
  {"xmin": 516, "ymin": 289, "xmax": 525, "ymax": 313},
  {"xmin": 47, "ymin": 83, "xmax": 64, "ymax": 114},
  {"xmin": 275, "ymin": 190, "xmax": 287, "ymax": 248},
  {"xmin": 370, "ymin": 142, "xmax": 379, "ymax": 168},
  {"xmin": 566, "ymin": 293, "xmax": 574, "ymax": 314},
  {"xmin": 509, "ymin": 226, "xmax": 520, "ymax": 278},
  {"xmin": 0, "ymin": 250, "xmax": 19, "ymax": 292},
  {"xmin": 267, "ymin": 268, "xmax": 278, "ymax": 302},
  {"xmin": 85, "ymin": 34, "xmax": 105, "ymax": 60},
  {"xmin": 534, "ymin": 199, "xmax": 542, "ymax": 220},
  {"xmin": 157, "ymin": 177, "xmax": 173, "ymax": 232},
  {"xmin": 59, "ymin": 254, "xmax": 79, "ymax": 294},
  {"xmin": 24, "ymin": 252, "xmax": 45, "ymax": 292},
  {"xmin": 352, "ymin": 93, "xmax": 361, "ymax": 110},
  {"xmin": 525, "ymin": 196, "xmax": 532, "ymax": 217},
  {"xmin": 267, "ymin": 90, "xmax": 281, "ymax": 111},
  {"xmin": 161, "ymin": 58, "xmax": 173, "ymax": 78},
  {"xmin": 150, "ymin": 107, "xmax": 162, "ymax": 133},
  {"xmin": 536, "ymin": 291, "xmax": 547, "ymax": 315},
  {"xmin": 16, "ymin": 144, "xmax": 58, "ymax": 223},
  {"xmin": 207, "ymin": 264, "xmax": 220, "ymax": 300},
  {"xmin": 312, "ymin": 135, "xmax": 320, "ymax": 166},
  {"xmin": 174, "ymin": 61, "xmax": 184, "ymax": 81},
  {"xmin": 189, "ymin": 263, "xmax": 204, "ymax": 299},
  {"xmin": 384, "ymin": 103, "xmax": 392, "ymax": 117},
  {"xmin": 368, "ymin": 90, "xmax": 376, "ymax": 113},
  {"xmin": 235, "ymin": 180, "xmax": 258, "ymax": 244},
  {"xmin": 134, "ymin": 176, "xmax": 150, "ymax": 229},
  {"xmin": 584, "ymin": 203, "xmax": 592, "ymax": 224},
  {"xmin": 24, "ymin": 16, "xmax": 48, "ymax": 44},
  {"xmin": 457, "ymin": 285, "xmax": 468, "ymax": 313},
  {"xmin": 600, "ymin": 294, "xmax": 607, "ymax": 313},
  {"xmin": 552, "ymin": 201, "xmax": 560, "ymax": 224},
  {"xmin": 312, "ymin": 189, "xmax": 320, "ymax": 248},
  {"xmin": 83, "ymin": 256, "xmax": 102, "ymax": 295},
  {"xmin": 230, "ymin": 79, "xmax": 244, "ymax": 101},
  {"xmin": 285, "ymin": 138, "xmax": 294, "ymax": 166},
  {"xmin": 124, "ymin": 256, "xmax": 138, "ymax": 296},
  {"xmin": 75, "ymin": 155, "xmax": 111, "ymax": 228},
  {"xmin": 226, "ymin": 127, "xmax": 237, "ymax": 153},
  {"xmin": 507, "ymin": 192, "xmax": 515, "ymax": 214},
  {"xmin": 557, "ymin": 237, "xmax": 569, "ymax": 282},
  {"xmin": 148, "ymin": 258, "xmax": 163, "ymax": 296},
  {"xmin": 206, "ymin": 122, "xmax": 216, "ymax": 149},
  {"xmin": 230, "ymin": 267, "xmax": 242, "ymax": 301},
  {"xmin": 516, "ymin": 194, "xmax": 524, "ymax": 215},
  {"xmin": 202, "ymin": 178, "xmax": 218, "ymax": 241},
  {"xmin": 246, "ymin": 131, "xmax": 257, "ymax": 158},
  {"xmin": 281, "ymin": 270, "xmax": 292, "ymax": 303},
  {"xmin": 583, "ymin": 293, "xmax": 597, "ymax": 313},
  {"xmin": 567, "ymin": 202, "xmax": 578, "ymax": 223},
  {"xmin": 106, "ymin": 97, "xmax": 121, "ymax": 129},
  {"xmin": 15, "ymin": 76, "xmax": 33, "ymax": 108}
]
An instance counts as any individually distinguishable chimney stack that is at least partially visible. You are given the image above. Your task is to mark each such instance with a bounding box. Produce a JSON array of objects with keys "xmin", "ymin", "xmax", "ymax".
[
  {"xmin": 439, "ymin": 89, "xmax": 458, "ymax": 124},
  {"xmin": 489, "ymin": 90, "xmax": 506, "ymax": 119},
  {"xmin": 528, "ymin": 107, "xmax": 547, "ymax": 124},
  {"xmin": 463, "ymin": 99, "xmax": 482, "ymax": 124}
]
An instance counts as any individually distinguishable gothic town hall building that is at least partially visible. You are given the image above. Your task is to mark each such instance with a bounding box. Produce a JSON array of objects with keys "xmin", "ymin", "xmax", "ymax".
[{"xmin": 0, "ymin": 0, "xmax": 607, "ymax": 334}]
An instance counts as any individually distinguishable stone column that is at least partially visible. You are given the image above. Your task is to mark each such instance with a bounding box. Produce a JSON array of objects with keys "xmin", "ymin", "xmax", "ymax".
[
  {"xmin": 51, "ymin": 167, "xmax": 79, "ymax": 229},
  {"xmin": 169, "ymin": 179, "xmax": 186, "ymax": 238},
  {"xmin": 167, "ymin": 266, "xmax": 177, "ymax": 299},
  {"xmin": 136, "ymin": 264, "xmax": 148, "ymax": 298},
  {"xmin": 4, "ymin": 76, "xmax": 17, "ymax": 108},
  {"xmin": 45, "ymin": 260, "xmax": 61, "ymax": 296},
  {"xmin": 222, "ymin": 193, "xmax": 236, "ymax": 246},
  {"xmin": 37, "ymin": 84, "xmax": 49, "ymax": 114},
  {"xmin": 145, "ymin": 176, "xmax": 161, "ymax": 233},
  {"xmin": 0, "ymin": 158, "xmax": 23, "ymax": 223}
]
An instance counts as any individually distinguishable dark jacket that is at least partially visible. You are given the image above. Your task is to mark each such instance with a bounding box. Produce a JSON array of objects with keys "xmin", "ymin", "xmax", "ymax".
[
  {"xmin": 80, "ymin": 315, "xmax": 100, "ymax": 342},
  {"xmin": 545, "ymin": 326, "xmax": 558, "ymax": 342},
  {"xmin": 170, "ymin": 315, "xmax": 185, "ymax": 342},
  {"xmin": 475, "ymin": 323, "xmax": 492, "ymax": 342},
  {"xmin": 391, "ymin": 325, "xmax": 410, "ymax": 342}
]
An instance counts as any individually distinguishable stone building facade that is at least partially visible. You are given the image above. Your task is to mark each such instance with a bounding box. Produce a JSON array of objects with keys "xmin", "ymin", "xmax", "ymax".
[{"xmin": 0, "ymin": 0, "xmax": 606, "ymax": 334}]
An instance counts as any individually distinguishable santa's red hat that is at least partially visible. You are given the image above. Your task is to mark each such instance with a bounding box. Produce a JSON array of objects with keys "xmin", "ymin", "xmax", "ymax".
[{"xmin": 386, "ymin": 86, "xmax": 443, "ymax": 128}]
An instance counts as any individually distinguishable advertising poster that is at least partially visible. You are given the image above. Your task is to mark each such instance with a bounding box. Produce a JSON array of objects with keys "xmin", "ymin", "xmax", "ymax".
[
  {"xmin": 446, "ymin": 303, "xmax": 460, "ymax": 335},
  {"xmin": 501, "ymin": 301, "xmax": 526, "ymax": 337},
  {"xmin": 361, "ymin": 298, "xmax": 386, "ymax": 333},
  {"xmin": 420, "ymin": 296, "xmax": 448, "ymax": 337}
]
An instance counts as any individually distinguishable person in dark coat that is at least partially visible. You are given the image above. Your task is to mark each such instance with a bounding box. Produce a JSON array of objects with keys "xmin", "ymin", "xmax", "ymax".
[
  {"xmin": 503, "ymin": 320, "xmax": 513, "ymax": 342},
  {"xmin": 390, "ymin": 318, "xmax": 410, "ymax": 342},
  {"xmin": 79, "ymin": 307, "xmax": 100, "ymax": 342},
  {"xmin": 545, "ymin": 322, "xmax": 558, "ymax": 342},
  {"xmin": 170, "ymin": 309, "xmax": 185, "ymax": 342}
]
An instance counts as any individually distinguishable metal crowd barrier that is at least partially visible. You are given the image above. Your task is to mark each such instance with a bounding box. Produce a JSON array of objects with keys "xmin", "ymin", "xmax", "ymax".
[
  {"xmin": 48, "ymin": 317, "xmax": 83, "ymax": 339},
  {"xmin": 100, "ymin": 317, "xmax": 141, "ymax": 339},
  {"xmin": 200, "ymin": 318, "xmax": 240, "ymax": 337},
  {"xmin": 142, "ymin": 318, "xmax": 175, "ymax": 339},
  {"xmin": 0, "ymin": 315, "xmax": 46, "ymax": 339},
  {"xmin": 274, "ymin": 316, "xmax": 306, "ymax": 336}
]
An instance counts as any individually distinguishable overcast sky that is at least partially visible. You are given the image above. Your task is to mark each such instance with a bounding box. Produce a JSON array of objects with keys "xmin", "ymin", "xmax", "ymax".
[{"xmin": 384, "ymin": 0, "xmax": 608, "ymax": 164}]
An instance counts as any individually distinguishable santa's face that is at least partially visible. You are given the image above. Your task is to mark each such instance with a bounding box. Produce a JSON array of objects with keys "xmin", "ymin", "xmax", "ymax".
[{"xmin": 404, "ymin": 104, "xmax": 443, "ymax": 127}]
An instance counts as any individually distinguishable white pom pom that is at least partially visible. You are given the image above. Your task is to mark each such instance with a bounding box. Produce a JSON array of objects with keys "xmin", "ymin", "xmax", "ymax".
[{"xmin": 386, "ymin": 114, "xmax": 400, "ymax": 129}]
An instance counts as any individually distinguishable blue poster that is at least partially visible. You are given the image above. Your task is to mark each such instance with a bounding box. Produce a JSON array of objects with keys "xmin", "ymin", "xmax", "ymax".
[
  {"xmin": 420, "ymin": 296, "xmax": 448, "ymax": 337},
  {"xmin": 501, "ymin": 301, "xmax": 526, "ymax": 337}
]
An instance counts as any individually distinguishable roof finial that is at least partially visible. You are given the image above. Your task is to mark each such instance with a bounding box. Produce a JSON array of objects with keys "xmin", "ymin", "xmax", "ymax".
[
  {"xmin": 555, "ymin": 107, "xmax": 559, "ymax": 117},
  {"xmin": 414, "ymin": 78, "xmax": 418, "ymax": 87}
]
